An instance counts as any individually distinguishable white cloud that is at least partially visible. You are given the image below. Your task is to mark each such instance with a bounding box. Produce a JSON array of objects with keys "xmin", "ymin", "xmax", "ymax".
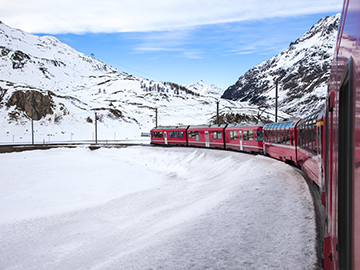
[{"xmin": 1, "ymin": 0, "xmax": 342, "ymax": 34}]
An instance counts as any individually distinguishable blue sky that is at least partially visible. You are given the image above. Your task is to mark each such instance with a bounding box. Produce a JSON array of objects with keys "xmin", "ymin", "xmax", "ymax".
[{"xmin": 2, "ymin": 0, "xmax": 342, "ymax": 88}]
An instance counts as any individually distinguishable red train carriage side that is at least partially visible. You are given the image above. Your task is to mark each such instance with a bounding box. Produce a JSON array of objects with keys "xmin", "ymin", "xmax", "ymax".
[
  {"xmin": 297, "ymin": 109, "xmax": 325, "ymax": 187},
  {"xmin": 150, "ymin": 126, "xmax": 189, "ymax": 146},
  {"xmin": 187, "ymin": 125, "xmax": 227, "ymax": 148},
  {"xmin": 263, "ymin": 120, "xmax": 300, "ymax": 165},
  {"xmin": 224, "ymin": 125, "xmax": 264, "ymax": 153},
  {"xmin": 323, "ymin": 0, "xmax": 360, "ymax": 268}
]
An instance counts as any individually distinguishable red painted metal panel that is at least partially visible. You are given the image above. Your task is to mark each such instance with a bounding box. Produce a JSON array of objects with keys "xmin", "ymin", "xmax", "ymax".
[
  {"xmin": 325, "ymin": 0, "xmax": 360, "ymax": 268},
  {"xmin": 224, "ymin": 125, "xmax": 263, "ymax": 153},
  {"xmin": 151, "ymin": 126, "xmax": 188, "ymax": 145},
  {"xmin": 263, "ymin": 120, "xmax": 300, "ymax": 165},
  {"xmin": 187, "ymin": 125, "xmax": 226, "ymax": 148}
]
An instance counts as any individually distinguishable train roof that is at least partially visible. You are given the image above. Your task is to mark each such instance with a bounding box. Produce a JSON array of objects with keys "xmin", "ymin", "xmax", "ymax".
[
  {"xmin": 151, "ymin": 125, "xmax": 189, "ymax": 130},
  {"xmin": 226, "ymin": 124, "xmax": 263, "ymax": 128},
  {"xmin": 188, "ymin": 124, "xmax": 228, "ymax": 129}
]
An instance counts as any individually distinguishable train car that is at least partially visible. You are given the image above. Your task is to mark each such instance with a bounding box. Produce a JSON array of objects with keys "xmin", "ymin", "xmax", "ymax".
[
  {"xmin": 323, "ymin": 0, "xmax": 360, "ymax": 268},
  {"xmin": 150, "ymin": 126, "xmax": 189, "ymax": 145},
  {"xmin": 187, "ymin": 124, "xmax": 227, "ymax": 148},
  {"xmin": 224, "ymin": 125, "xmax": 264, "ymax": 153},
  {"xmin": 297, "ymin": 109, "xmax": 325, "ymax": 187},
  {"xmin": 262, "ymin": 119, "xmax": 300, "ymax": 165}
]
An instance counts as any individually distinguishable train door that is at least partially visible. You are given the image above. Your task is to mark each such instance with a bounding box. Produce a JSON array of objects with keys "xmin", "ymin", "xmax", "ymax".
[
  {"xmin": 262, "ymin": 129, "xmax": 266, "ymax": 154},
  {"xmin": 164, "ymin": 131, "xmax": 168, "ymax": 145},
  {"xmin": 317, "ymin": 123, "xmax": 322, "ymax": 190},
  {"xmin": 239, "ymin": 130, "xmax": 243, "ymax": 151},
  {"xmin": 337, "ymin": 57, "xmax": 354, "ymax": 270},
  {"xmin": 205, "ymin": 131, "xmax": 210, "ymax": 147}
]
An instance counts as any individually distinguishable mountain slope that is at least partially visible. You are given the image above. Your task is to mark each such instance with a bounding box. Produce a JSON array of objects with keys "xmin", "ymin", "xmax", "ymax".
[
  {"xmin": 1, "ymin": 21, "xmax": 275, "ymax": 143},
  {"xmin": 185, "ymin": 80, "xmax": 224, "ymax": 96},
  {"xmin": 221, "ymin": 14, "xmax": 340, "ymax": 117}
]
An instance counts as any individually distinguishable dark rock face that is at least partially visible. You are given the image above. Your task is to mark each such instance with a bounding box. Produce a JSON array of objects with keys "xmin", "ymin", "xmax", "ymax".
[
  {"xmin": 10, "ymin": 50, "xmax": 31, "ymax": 69},
  {"xmin": 7, "ymin": 90, "xmax": 54, "ymax": 120},
  {"xmin": 0, "ymin": 46, "xmax": 11, "ymax": 56}
]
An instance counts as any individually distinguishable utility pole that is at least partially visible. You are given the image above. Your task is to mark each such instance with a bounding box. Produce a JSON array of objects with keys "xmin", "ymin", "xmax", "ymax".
[
  {"xmin": 94, "ymin": 112, "xmax": 98, "ymax": 144},
  {"xmin": 155, "ymin": 108, "xmax": 158, "ymax": 128},
  {"xmin": 275, "ymin": 79, "xmax": 278, "ymax": 123},
  {"xmin": 216, "ymin": 100, "xmax": 220, "ymax": 125},
  {"xmin": 31, "ymin": 117, "xmax": 34, "ymax": 145}
]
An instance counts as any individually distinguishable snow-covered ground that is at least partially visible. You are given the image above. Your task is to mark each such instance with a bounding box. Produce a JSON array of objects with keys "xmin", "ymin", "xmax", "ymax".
[{"xmin": 0, "ymin": 146, "xmax": 317, "ymax": 269}]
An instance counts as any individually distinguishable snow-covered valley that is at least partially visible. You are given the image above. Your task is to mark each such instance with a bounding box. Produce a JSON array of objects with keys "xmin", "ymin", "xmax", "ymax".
[
  {"xmin": 0, "ymin": 146, "xmax": 318, "ymax": 270},
  {"xmin": 0, "ymin": 20, "xmax": 295, "ymax": 145}
]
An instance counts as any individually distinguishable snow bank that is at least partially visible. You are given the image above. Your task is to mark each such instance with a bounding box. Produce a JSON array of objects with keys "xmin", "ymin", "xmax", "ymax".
[{"xmin": 0, "ymin": 146, "xmax": 317, "ymax": 269}]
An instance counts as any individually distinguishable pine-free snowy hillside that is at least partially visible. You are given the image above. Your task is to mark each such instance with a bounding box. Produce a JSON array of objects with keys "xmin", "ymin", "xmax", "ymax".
[
  {"xmin": 0, "ymin": 22, "xmax": 276, "ymax": 144},
  {"xmin": 185, "ymin": 80, "xmax": 225, "ymax": 96},
  {"xmin": 222, "ymin": 14, "xmax": 340, "ymax": 117}
]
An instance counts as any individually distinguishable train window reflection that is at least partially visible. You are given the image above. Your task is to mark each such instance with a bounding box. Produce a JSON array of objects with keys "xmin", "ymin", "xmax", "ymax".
[
  {"xmin": 212, "ymin": 131, "xmax": 222, "ymax": 139},
  {"xmin": 244, "ymin": 130, "xmax": 254, "ymax": 141},
  {"xmin": 153, "ymin": 131, "xmax": 163, "ymax": 138}
]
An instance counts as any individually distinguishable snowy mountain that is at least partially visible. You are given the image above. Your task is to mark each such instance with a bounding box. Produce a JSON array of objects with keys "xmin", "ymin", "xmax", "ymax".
[
  {"xmin": 185, "ymin": 80, "xmax": 224, "ymax": 96},
  {"xmin": 221, "ymin": 14, "xmax": 340, "ymax": 117},
  {"xmin": 0, "ymin": 21, "xmax": 277, "ymax": 144}
]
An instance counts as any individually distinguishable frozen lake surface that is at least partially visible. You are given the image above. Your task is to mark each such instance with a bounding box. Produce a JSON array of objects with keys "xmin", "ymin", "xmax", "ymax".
[{"xmin": 0, "ymin": 146, "xmax": 317, "ymax": 269}]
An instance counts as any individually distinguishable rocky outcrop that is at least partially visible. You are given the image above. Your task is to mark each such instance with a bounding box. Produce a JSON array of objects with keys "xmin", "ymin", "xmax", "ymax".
[
  {"xmin": 10, "ymin": 50, "xmax": 31, "ymax": 69},
  {"xmin": 6, "ymin": 90, "xmax": 54, "ymax": 120}
]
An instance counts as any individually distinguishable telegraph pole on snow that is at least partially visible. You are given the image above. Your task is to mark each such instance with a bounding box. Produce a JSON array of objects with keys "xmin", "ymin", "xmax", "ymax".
[
  {"xmin": 31, "ymin": 116, "xmax": 34, "ymax": 145},
  {"xmin": 94, "ymin": 112, "xmax": 98, "ymax": 144},
  {"xmin": 275, "ymin": 79, "xmax": 278, "ymax": 123},
  {"xmin": 216, "ymin": 100, "xmax": 220, "ymax": 125},
  {"xmin": 155, "ymin": 108, "xmax": 158, "ymax": 128}
]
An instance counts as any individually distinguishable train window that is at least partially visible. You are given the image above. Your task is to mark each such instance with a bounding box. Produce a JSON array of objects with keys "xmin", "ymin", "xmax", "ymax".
[
  {"xmin": 169, "ymin": 131, "xmax": 184, "ymax": 138},
  {"xmin": 273, "ymin": 125, "xmax": 277, "ymax": 143},
  {"xmin": 153, "ymin": 131, "xmax": 163, "ymax": 138},
  {"xmin": 256, "ymin": 130, "xmax": 263, "ymax": 142},
  {"xmin": 281, "ymin": 123, "xmax": 287, "ymax": 144},
  {"xmin": 285, "ymin": 129, "xmax": 290, "ymax": 145},
  {"xmin": 243, "ymin": 130, "xmax": 253, "ymax": 141},
  {"xmin": 230, "ymin": 130, "xmax": 238, "ymax": 140},
  {"xmin": 285, "ymin": 123, "xmax": 291, "ymax": 145},
  {"xmin": 188, "ymin": 131, "xmax": 199, "ymax": 139},
  {"xmin": 312, "ymin": 125, "xmax": 316, "ymax": 152},
  {"xmin": 305, "ymin": 122, "xmax": 310, "ymax": 151},
  {"xmin": 212, "ymin": 131, "xmax": 222, "ymax": 140},
  {"xmin": 317, "ymin": 123, "xmax": 322, "ymax": 154}
]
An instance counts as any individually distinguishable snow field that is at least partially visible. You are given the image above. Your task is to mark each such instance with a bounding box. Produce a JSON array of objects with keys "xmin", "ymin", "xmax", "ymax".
[{"xmin": 0, "ymin": 146, "xmax": 317, "ymax": 269}]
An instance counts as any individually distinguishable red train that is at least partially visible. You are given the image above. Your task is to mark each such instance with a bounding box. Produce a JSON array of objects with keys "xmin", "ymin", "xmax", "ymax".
[
  {"xmin": 151, "ymin": 124, "xmax": 263, "ymax": 153},
  {"xmin": 323, "ymin": 0, "xmax": 360, "ymax": 268},
  {"xmin": 263, "ymin": 119, "xmax": 300, "ymax": 166},
  {"xmin": 151, "ymin": 0, "xmax": 359, "ymax": 268}
]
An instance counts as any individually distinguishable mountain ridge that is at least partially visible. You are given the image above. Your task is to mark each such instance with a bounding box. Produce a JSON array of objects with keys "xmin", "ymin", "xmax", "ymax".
[
  {"xmin": 1, "ymin": 21, "xmax": 272, "ymax": 143},
  {"xmin": 221, "ymin": 14, "xmax": 340, "ymax": 117},
  {"xmin": 0, "ymin": 14, "xmax": 339, "ymax": 143},
  {"xmin": 185, "ymin": 80, "xmax": 224, "ymax": 96}
]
